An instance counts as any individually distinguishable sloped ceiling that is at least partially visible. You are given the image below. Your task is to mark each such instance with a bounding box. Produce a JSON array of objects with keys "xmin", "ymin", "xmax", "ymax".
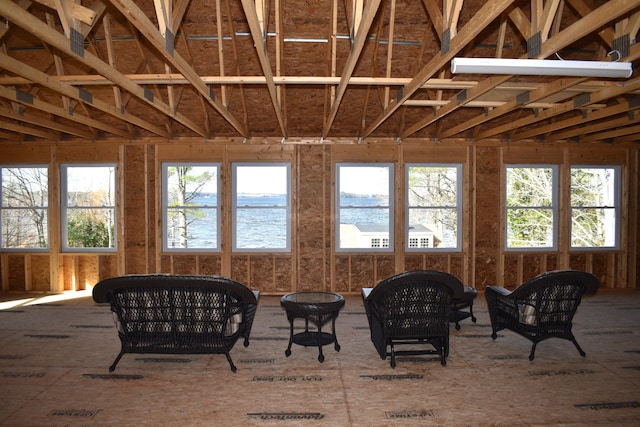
[{"xmin": 0, "ymin": 0, "xmax": 639, "ymax": 144}]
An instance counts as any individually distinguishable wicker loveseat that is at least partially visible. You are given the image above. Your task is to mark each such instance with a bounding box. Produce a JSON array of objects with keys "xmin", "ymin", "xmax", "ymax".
[
  {"xmin": 92, "ymin": 274, "xmax": 259, "ymax": 372},
  {"xmin": 485, "ymin": 270, "xmax": 599, "ymax": 361}
]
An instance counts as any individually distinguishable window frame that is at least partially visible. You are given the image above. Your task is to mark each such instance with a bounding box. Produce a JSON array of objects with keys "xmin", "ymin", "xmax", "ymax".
[
  {"xmin": 162, "ymin": 162, "xmax": 221, "ymax": 252},
  {"xmin": 0, "ymin": 164, "xmax": 49, "ymax": 252},
  {"xmin": 569, "ymin": 164, "xmax": 621, "ymax": 251},
  {"xmin": 232, "ymin": 162, "xmax": 292, "ymax": 253},
  {"xmin": 61, "ymin": 163, "xmax": 117, "ymax": 253},
  {"xmin": 504, "ymin": 164, "xmax": 559, "ymax": 252},
  {"xmin": 405, "ymin": 163, "xmax": 463, "ymax": 252},
  {"xmin": 335, "ymin": 162, "xmax": 394, "ymax": 253}
]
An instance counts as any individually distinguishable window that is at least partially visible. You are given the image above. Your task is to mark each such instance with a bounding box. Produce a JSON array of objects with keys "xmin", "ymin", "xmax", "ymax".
[
  {"xmin": 336, "ymin": 163, "xmax": 393, "ymax": 251},
  {"xmin": 505, "ymin": 165, "xmax": 558, "ymax": 250},
  {"xmin": 1, "ymin": 166, "xmax": 48, "ymax": 250},
  {"xmin": 570, "ymin": 166, "xmax": 620, "ymax": 249},
  {"xmin": 61, "ymin": 164, "xmax": 116, "ymax": 251},
  {"xmin": 232, "ymin": 163, "xmax": 291, "ymax": 252},
  {"xmin": 163, "ymin": 164, "xmax": 220, "ymax": 251},
  {"xmin": 406, "ymin": 164, "xmax": 462, "ymax": 251}
]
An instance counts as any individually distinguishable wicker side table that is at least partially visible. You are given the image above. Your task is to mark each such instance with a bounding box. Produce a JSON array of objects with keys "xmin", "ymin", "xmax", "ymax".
[{"xmin": 280, "ymin": 292, "xmax": 345, "ymax": 362}]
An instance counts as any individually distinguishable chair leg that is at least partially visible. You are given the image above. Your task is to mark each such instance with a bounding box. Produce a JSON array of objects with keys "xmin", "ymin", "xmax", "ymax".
[
  {"xmin": 469, "ymin": 302, "xmax": 477, "ymax": 323},
  {"xmin": 571, "ymin": 336, "xmax": 586, "ymax": 357},
  {"xmin": 390, "ymin": 343, "xmax": 396, "ymax": 368},
  {"xmin": 224, "ymin": 351, "xmax": 237, "ymax": 373},
  {"xmin": 109, "ymin": 351, "xmax": 125, "ymax": 372},
  {"xmin": 529, "ymin": 343, "xmax": 537, "ymax": 361}
]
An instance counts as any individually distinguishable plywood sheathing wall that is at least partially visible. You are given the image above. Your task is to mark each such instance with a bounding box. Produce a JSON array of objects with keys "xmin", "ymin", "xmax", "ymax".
[{"xmin": 0, "ymin": 140, "xmax": 639, "ymax": 293}]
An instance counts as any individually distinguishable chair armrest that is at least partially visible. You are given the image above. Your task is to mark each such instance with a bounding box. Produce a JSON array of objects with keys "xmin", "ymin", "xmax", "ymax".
[{"xmin": 486, "ymin": 285, "xmax": 513, "ymax": 297}]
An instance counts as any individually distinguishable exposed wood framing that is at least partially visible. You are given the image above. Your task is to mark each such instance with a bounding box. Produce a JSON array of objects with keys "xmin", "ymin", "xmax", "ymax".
[
  {"xmin": 322, "ymin": 0, "xmax": 383, "ymax": 138},
  {"xmin": 0, "ymin": 0, "xmax": 638, "ymax": 142}
]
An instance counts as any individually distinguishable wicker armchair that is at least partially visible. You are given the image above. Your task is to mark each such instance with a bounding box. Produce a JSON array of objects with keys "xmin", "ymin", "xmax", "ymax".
[
  {"xmin": 485, "ymin": 270, "xmax": 599, "ymax": 361},
  {"xmin": 362, "ymin": 270, "xmax": 464, "ymax": 368},
  {"xmin": 93, "ymin": 274, "xmax": 259, "ymax": 372}
]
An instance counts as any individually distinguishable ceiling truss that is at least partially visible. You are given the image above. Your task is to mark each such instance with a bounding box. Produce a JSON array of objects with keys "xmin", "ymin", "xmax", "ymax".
[{"xmin": 0, "ymin": 0, "xmax": 639, "ymax": 144}]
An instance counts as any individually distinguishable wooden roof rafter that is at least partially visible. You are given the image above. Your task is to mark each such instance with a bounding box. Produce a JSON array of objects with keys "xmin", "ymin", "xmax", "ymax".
[
  {"xmin": 0, "ymin": 1, "xmax": 210, "ymax": 138},
  {"xmin": 102, "ymin": 13, "xmax": 135, "ymax": 136},
  {"xmin": 358, "ymin": 4, "xmax": 387, "ymax": 136},
  {"xmin": 35, "ymin": 0, "xmax": 97, "ymax": 27},
  {"xmin": 153, "ymin": 0, "xmax": 178, "ymax": 132},
  {"xmin": 480, "ymin": 46, "xmax": 640, "ymax": 140},
  {"xmin": 107, "ymin": 0, "xmax": 248, "ymax": 137},
  {"xmin": 0, "ymin": 52, "xmax": 158, "ymax": 138},
  {"xmin": 324, "ymin": 0, "xmax": 339, "ymax": 120},
  {"xmin": 362, "ymin": 0, "xmax": 515, "ymax": 139},
  {"xmin": 1, "ymin": 0, "xmax": 639, "ymax": 143},
  {"xmin": 0, "ymin": 102, "xmax": 96, "ymax": 139},
  {"xmin": 0, "ymin": 117, "xmax": 60, "ymax": 140},
  {"xmin": 403, "ymin": 0, "xmax": 640, "ymax": 140},
  {"xmin": 223, "ymin": 0, "xmax": 250, "ymax": 131},
  {"xmin": 240, "ymin": 0, "xmax": 286, "ymax": 137},
  {"xmin": 0, "ymin": 85, "xmax": 131, "ymax": 138},
  {"xmin": 322, "ymin": 0, "xmax": 383, "ymax": 139},
  {"xmin": 579, "ymin": 118, "xmax": 640, "ymax": 142},
  {"xmin": 539, "ymin": 97, "xmax": 640, "ymax": 142},
  {"xmin": 549, "ymin": 106, "xmax": 640, "ymax": 142}
]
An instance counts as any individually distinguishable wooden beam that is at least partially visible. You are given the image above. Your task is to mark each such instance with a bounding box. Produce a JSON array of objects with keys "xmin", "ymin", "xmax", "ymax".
[
  {"xmin": 108, "ymin": 0, "xmax": 248, "ymax": 136},
  {"xmin": 549, "ymin": 110, "xmax": 640, "ymax": 142},
  {"xmin": 518, "ymin": 98, "xmax": 640, "ymax": 140},
  {"xmin": 437, "ymin": 76, "xmax": 589, "ymax": 139},
  {"xmin": 0, "ymin": 1, "xmax": 207, "ymax": 137},
  {"xmin": 407, "ymin": 0, "xmax": 640, "ymax": 140},
  {"xmin": 480, "ymin": 42, "xmax": 640, "ymax": 139},
  {"xmin": 420, "ymin": 0, "xmax": 443, "ymax": 40},
  {"xmin": 498, "ymin": 74, "xmax": 640, "ymax": 141},
  {"xmin": 35, "ymin": 0, "xmax": 97, "ymax": 26},
  {"xmin": 240, "ymin": 0, "xmax": 287, "ymax": 136},
  {"xmin": 508, "ymin": 7, "xmax": 531, "ymax": 40},
  {"xmin": 352, "ymin": 0, "xmax": 363, "ymax": 39},
  {"xmin": 540, "ymin": 0, "xmax": 562, "ymax": 42},
  {"xmin": 153, "ymin": 0, "xmax": 171, "ymax": 38},
  {"xmin": 580, "ymin": 121, "xmax": 640, "ymax": 142},
  {"xmin": 0, "ymin": 85, "xmax": 129, "ymax": 138},
  {"xmin": 0, "ymin": 104, "xmax": 96, "ymax": 139},
  {"xmin": 0, "ymin": 52, "xmax": 169, "ymax": 138},
  {"xmin": 103, "ymin": 13, "xmax": 134, "ymax": 135},
  {"xmin": 444, "ymin": 0, "xmax": 464, "ymax": 36},
  {"xmin": 362, "ymin": 0, "xmax": 515, "ymax": 138},
  {"xmin": 322, "ymin": 0, "xmax": 383, "ymax": 138},
  {"xmin": 384, "ymin": 0, "xmax": 397, "ymax": 107},
  {"xmin": 566, "ymin": 0, "xmax": 616, "ymax": 46},
  {"xmin": 171, "ymin": 0, "xmax": 191, "ymax": 31},
  {"xmin": 1, "ymin": 74, "xmax": 629, "ymax": 93},
  {"xmin": 215, "ymin": 0, "xmax": 228, "ymax": 107},
  {"xmin": 0, "ymin": 118, "xmax": 61, "ymax": 139}
]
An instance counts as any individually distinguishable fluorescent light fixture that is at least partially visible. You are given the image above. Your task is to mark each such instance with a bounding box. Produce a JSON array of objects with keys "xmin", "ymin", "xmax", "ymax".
[{"xmin": 451, "ymin": 57, "xmax": 633, "ymax": 78}]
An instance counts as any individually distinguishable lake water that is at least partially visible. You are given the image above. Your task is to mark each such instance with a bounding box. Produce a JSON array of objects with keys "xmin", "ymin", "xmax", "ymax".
[{"xmin": 166, "ymin": 195, "xmax": 390, "ymax": 249}]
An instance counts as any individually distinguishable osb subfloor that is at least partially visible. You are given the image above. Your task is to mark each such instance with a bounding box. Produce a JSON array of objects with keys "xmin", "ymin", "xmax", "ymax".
[{"xmin": 1, "ymin": 289, "xmax": 639, "ymax": 426}]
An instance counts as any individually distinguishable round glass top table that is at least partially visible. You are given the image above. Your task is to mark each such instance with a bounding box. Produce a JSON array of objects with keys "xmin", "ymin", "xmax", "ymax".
[{"xmin": 280, "ymin": 292, "xmax": 345, "ymax": 362}]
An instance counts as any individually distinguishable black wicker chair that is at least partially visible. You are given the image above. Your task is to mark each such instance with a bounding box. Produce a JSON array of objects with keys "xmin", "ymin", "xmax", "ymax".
[
  {"xmin": 93, "ymin": 274, "xmax": 259, "ymax": 372},
  {"xmin": 362, "ymin": 270, "xmax": 464, "ymax": 368},
  {"xmin": 485, "ymin": 270, "xmax": 599, "ymax": 361}
]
